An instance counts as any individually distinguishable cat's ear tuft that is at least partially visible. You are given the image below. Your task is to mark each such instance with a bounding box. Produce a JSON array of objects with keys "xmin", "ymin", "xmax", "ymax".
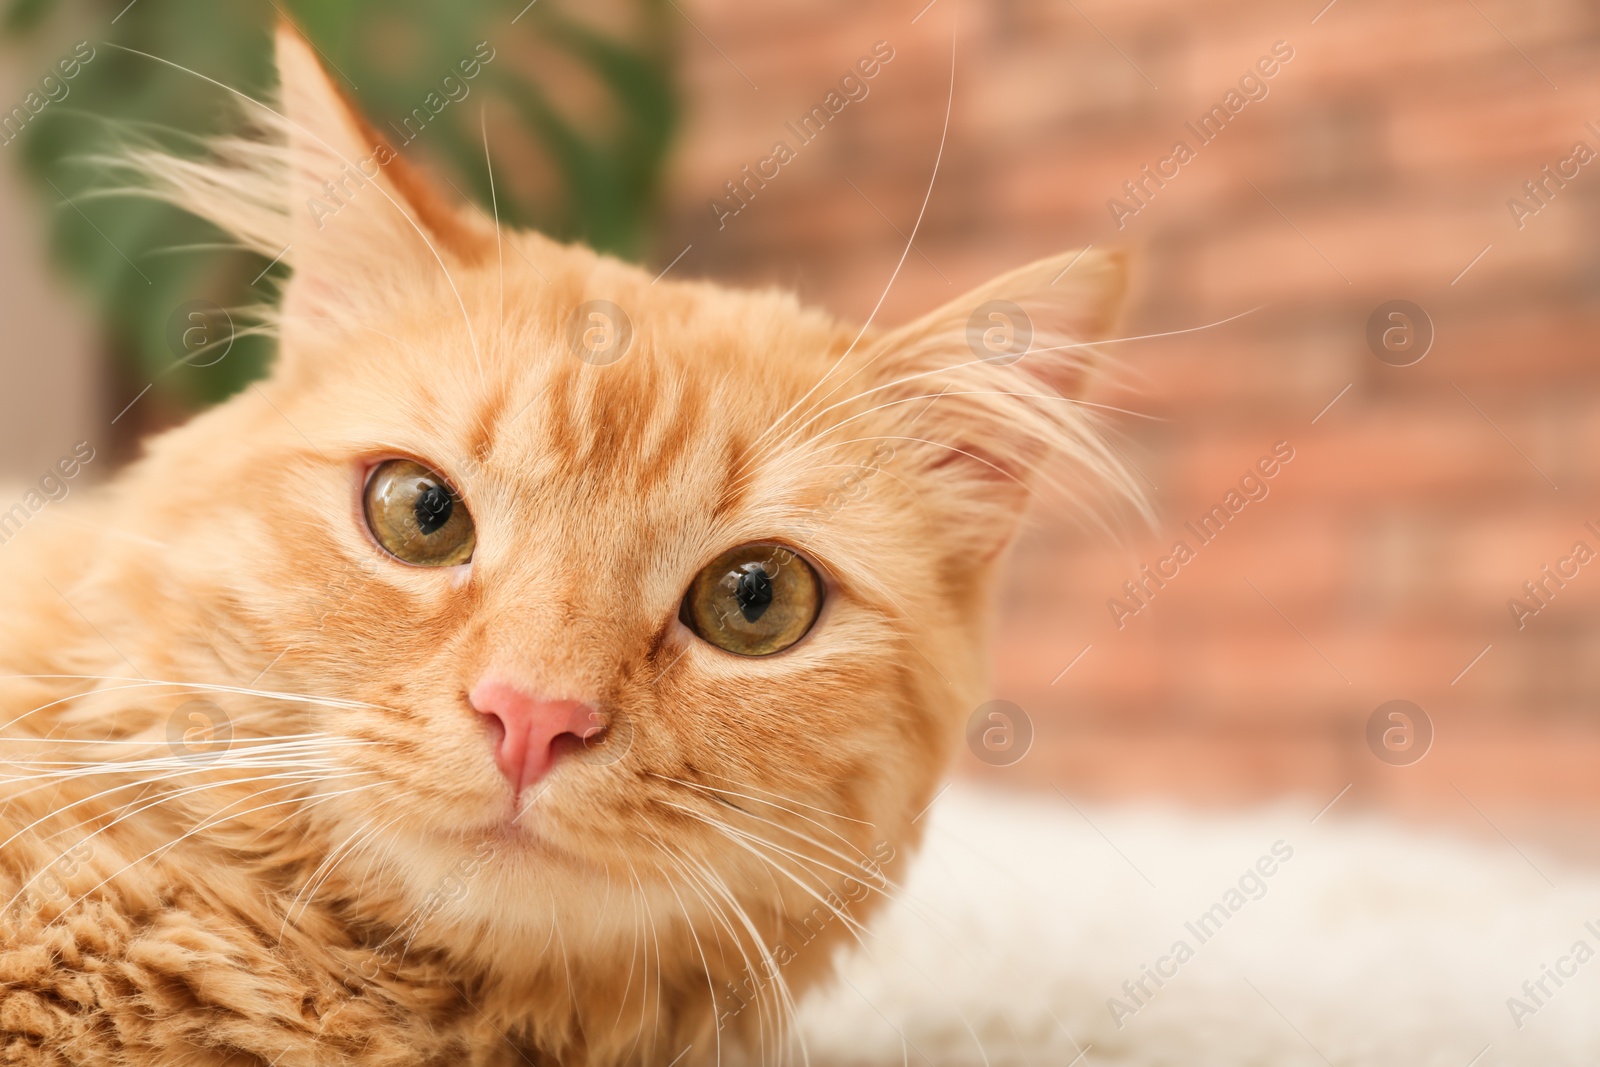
[
  {"xmin": 275, "ymin": 22, "xmax": 491, "ymax": 322},
  {"xmin": 859, "ymin": 247, "xmax": 1142, "ymax": 562},
  {"xmin": 877, "ymin": 247, "xmax": 1128, "ymax": 400}
]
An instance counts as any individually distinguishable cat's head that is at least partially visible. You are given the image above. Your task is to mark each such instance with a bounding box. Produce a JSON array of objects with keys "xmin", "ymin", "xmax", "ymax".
[{"xmin": 94, "ymin": 24, "xmax": 1136, "ymax": 1058}]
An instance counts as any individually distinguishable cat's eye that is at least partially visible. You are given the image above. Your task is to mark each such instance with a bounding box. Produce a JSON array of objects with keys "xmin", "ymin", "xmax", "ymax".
[
  {"xmin": 363, "ymin": 459, "xmax": 476, "ymax": 567},
  {"xmin": 680, "ymin": 543, "xmax": 823, "ymax": 656}
]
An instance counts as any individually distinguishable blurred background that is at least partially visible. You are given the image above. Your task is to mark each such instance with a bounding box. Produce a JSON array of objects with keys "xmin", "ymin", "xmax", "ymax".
[{"xmin": 3, "ymin": 0, "xmax": 1597, "ymax": 851}]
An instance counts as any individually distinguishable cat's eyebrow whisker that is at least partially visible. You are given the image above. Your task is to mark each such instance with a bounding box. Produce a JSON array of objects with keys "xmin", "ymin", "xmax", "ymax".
[
  {"xmin": 866, "ymin": 433, "xmax": 1034, "ymax": 489},
  {"xmin": 737, "ymin": 349, "xmax": 1024, "ymax": 480},
  {"xmin": 797, "ymin": 392, "xmax": 1149, "ymax": 517},
  {"xmin": 812, "ymin": 391, "xmax": 1160, "ymax": 452},
  {"xmin": 799, "ymin": 441, "xmax": 945, "ymax": 508},
  {"xmin": 730, "ymin": 383, "xmax": 1085, "ymax": 505},
  {"xmin": 764, "ymin": 304, "xmax": 1257, "ymax": 473},
  {"xmin": 1037, "ymin": 303, "xmax": 1265, "ymax": 353},
  {"xmin": 743, "ymin": 24, "xmax": 958, "ymax": 477},
  {"xmin": 745, "ymin": 300, "xmax": 1252, "ymax": 492},
  {"xmin": 797, "ymin": 457, "xmax": 933, "ymax": 505},
  {"xmin": 151, "ymin": 318, "xmax": 281, "ymax": 378},
  {"xmin": 481, "ymin": 106, "xmax": 505, "ymax": 334},
  {"xmin": 282, "ymin": 315, "xmax": 433, "ymax": 366}
]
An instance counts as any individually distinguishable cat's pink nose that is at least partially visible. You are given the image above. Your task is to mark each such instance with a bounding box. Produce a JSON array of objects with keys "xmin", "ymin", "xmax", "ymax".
[{"xmin": 468, "ymin": 680, "xmax": 602, "ymax": 793}]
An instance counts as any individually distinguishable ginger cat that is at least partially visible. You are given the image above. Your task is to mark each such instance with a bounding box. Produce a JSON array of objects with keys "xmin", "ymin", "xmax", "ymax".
[{"xmin": 0, "ymin": 26, "xmax": 1134, "ymax": 1066}]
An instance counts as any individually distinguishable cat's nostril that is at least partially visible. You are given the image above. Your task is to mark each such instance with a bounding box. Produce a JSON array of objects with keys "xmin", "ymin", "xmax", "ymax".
[
  {"xmin": 549, "ymin": 728, "xmax": 600, "ymax": 764},
  {"xmin": 480, "ymin": 709, "xmax": 508, "ymax": 751},
  {"xmin": 467, "ymin": 680, "xmax": 601, "ymax": 795}
]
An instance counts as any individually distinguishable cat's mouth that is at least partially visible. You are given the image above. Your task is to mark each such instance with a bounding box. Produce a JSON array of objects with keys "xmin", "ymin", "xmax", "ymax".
[
  {"xmin": 472, "ymin": 806, "xmax": 608, "ymax": 877},
  {"xmin": 453, "ymin": 770, "xmax": 594, "ymax": 860}
]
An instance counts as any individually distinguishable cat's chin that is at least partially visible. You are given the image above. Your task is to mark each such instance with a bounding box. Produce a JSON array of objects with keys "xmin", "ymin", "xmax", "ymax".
[{"xmin": 454, "ymin": 795, "xmax": 605, "ymax": 875}]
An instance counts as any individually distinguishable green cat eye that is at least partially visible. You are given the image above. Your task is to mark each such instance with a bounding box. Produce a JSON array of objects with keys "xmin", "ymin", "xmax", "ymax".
[
  {"xmin": 681, "ymin": 543, "xmax": 823, "ymax": 657},
  {"xmin": 363, "ymin": 459, "xmax": 476, "ymax": 567}
]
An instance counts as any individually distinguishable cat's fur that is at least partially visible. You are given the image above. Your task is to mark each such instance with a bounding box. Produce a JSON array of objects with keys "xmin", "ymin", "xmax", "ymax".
[{"xmin": 0, "ymin": 27, "xmax": 1136, "ymax": 1066}]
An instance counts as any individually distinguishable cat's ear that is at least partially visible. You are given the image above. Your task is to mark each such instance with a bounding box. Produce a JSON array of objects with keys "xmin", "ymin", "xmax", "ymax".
[
  {"xmin": 275, "ymin": 23, "xmax": 490, "ymax": 322},
  {"xmin": 875, "ymin": 248, "xmax": 1127, "ymax": 400},
  {"xmin": 861, "ymin": 248, "xmax": 1139, "ymax": 561}
]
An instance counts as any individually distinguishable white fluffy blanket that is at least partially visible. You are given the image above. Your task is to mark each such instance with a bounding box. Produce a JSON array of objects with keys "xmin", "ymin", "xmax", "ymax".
[{"xmin": 792, "ymin": 783, "xmax": 1599, "ymax": 1066}]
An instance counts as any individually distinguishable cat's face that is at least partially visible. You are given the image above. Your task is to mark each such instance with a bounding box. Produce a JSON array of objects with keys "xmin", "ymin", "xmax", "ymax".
[
  {"xmin": 205, "ymin": 244, "xmax": 945, "ymax": 945},
  {"xmin": 105, "ymin": 26, "xmax": 1133, "ymax": 1017}
]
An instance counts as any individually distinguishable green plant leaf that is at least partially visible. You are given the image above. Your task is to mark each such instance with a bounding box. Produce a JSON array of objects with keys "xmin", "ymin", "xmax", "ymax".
[{"xmin": 5, "ymin": 0, "xmax": 680, "ymax": 416}]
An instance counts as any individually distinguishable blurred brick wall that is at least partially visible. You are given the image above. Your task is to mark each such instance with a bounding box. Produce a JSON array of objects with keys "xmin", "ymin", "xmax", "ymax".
[{"xmin": 658, "ymin": 0, "xmax": 1600, "ymax": 821}]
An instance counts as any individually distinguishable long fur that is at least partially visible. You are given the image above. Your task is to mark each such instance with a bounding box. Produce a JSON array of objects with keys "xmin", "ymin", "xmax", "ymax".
[{"xmin": 0, "ymin": 26, "xmax": 1141, "ymax": 1067}]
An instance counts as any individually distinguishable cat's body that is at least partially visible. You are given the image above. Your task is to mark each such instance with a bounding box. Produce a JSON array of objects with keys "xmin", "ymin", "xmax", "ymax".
[{"xmin": 0, "ymin": 26, "xmax": 1136, "ymax": 1066}]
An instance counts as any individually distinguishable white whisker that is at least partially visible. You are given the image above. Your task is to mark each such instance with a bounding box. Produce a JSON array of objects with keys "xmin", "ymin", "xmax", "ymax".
[
  {"xmin": 51, "ymin": 780, "xmax": 389, "ymax": 929},
  {"xmin": 645, "ymin": 844, "xmax": 725, "ymax": 1067},
  {"xmin": 742, "ymin": 22, "xmax": 959, "ymax": 474}
]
